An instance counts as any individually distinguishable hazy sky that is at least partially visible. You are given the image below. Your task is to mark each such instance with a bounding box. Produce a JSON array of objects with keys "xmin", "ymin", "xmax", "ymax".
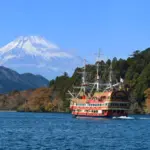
[{"xmin": 0, "ymin": 0, "xmax": 150, "ymax": 62}]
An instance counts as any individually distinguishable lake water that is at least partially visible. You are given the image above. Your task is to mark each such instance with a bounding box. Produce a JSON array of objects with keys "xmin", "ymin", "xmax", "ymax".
[{"xmin": 0, "ymin": 112, "xmax": 150, "ymax": 150}]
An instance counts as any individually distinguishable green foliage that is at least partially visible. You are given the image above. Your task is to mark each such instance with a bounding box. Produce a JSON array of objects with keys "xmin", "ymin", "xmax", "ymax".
[
  {"xmin": 49, "ymin": 48, "xmax": 150, "ymax": 111},
  {"xmin": 49, "ymin": 79, "xmax": 55, "ymax": 87}
]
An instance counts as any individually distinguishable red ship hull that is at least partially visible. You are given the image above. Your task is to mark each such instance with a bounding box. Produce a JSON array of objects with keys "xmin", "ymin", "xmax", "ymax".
[{"xmin": 72, "ymin": 111, "xmax": 128, "ymax": 118}]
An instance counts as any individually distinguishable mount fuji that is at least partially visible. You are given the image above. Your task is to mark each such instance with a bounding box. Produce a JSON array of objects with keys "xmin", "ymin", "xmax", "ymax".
[{"xmin": 0, "ymin": 36, "xmax": 82, "ymax": 79}]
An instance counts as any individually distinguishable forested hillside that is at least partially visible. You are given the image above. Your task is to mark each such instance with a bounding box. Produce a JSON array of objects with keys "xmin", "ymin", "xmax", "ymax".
[
  {"xmin": 49, "ymin": 48, "xmax": 150, "ymax": 113},
  {"xmin": 0, "ymin": 48, "xmax": 149, "ymax": 113}
]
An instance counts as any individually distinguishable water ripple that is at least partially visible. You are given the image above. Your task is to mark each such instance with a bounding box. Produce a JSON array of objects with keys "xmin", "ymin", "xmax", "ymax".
[{"xmin": 0, "ymin": 112, "xmax": 149, "ymax": 150}]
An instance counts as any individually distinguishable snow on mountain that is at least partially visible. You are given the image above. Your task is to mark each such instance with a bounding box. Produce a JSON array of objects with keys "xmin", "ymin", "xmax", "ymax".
[{"xmin": 0, "ymin": 36, "xmax": 82, "ymax": 79}]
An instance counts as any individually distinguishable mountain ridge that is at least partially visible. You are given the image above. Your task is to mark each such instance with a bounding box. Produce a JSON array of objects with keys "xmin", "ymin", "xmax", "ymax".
[{"xmin": 0, "ymin": 65, "xmax": 49, "ymax": 93}]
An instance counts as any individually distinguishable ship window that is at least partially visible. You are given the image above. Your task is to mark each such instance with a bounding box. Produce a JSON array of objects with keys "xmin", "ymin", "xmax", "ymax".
[{"xmin": 121, "ymin": 104, "xmax": 123, "ymax": 106}]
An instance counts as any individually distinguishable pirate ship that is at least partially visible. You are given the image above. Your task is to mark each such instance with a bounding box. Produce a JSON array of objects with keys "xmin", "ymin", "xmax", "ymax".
[{"xmin": 68, "ymin": 52, "xmax": 130, "ymax": 118}]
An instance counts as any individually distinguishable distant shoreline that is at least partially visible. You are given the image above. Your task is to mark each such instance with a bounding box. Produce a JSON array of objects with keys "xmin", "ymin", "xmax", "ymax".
[
  {"xmin": 0, "ymin": 110, "xmax": 70, "ymax": 113},
  {"xmin": 0, "ymin": 110, "xmax": 147, "ymax": 115},
  {"xmin": 0, "ymin": 110, "xmax": 17, "ymax": 112}
]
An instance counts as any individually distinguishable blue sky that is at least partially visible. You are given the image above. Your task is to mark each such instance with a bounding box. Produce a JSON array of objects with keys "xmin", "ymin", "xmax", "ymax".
[{"xmin": 0, "ymin": 0, "xmax": 150, "ymax": 63}]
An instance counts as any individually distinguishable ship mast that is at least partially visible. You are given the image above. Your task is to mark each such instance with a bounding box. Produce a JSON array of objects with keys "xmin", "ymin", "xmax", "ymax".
[
  {"xmin": 72, "ymin": 59, "xmax": 88, "ymax": 97},
  {"xmin": 109, "ymin": 63, "xmax": 113, "ymax": 89},
  {"xmin": 96, "ymin": 50, "xmax": 101, "ymax": 91},
  {"xmin": 81, "ymin": 59, "xmax": 87, "ymax": 93},
  {"xmin": 89, "ymin": 49, "xmax": 103, "ymax": 94}
]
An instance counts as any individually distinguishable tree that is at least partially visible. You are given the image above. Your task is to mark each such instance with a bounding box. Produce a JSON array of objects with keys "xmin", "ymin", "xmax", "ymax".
[
  {"xmin": 130, "ymin": 50, "xmax": 141, "ymax": 57},
  {"xmin": 64, "ymin": 72, "xmax": 69, "ymax": 77},
  {"xmin": 49, "ymin": 79, "xmax": 55, "ymax": 87}
]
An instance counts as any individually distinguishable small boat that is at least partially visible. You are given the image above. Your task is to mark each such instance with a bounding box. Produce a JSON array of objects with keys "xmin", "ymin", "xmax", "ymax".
[{"xmin": 68, "ymin": 51, "xmax": 130, "ymax": 118}]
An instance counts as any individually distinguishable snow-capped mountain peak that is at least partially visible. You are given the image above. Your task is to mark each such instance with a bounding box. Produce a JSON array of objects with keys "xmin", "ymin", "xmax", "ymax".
[
  {"xmin": 16, "ymin": 36, "xmax": 59, "ymax": 50},
  {"xmin": 0, "ymin": 36, "xmax": 72, "ymax": 59},
  {"xmin": 0, "ymin": 36, "xmax": 81, "ymax": 79}
]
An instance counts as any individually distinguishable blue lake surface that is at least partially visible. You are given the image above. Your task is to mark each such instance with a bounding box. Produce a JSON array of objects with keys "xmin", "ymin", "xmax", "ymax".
[{"xmin": 0, "ymin": 112, "xmax": 150, "ymax": 150}]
